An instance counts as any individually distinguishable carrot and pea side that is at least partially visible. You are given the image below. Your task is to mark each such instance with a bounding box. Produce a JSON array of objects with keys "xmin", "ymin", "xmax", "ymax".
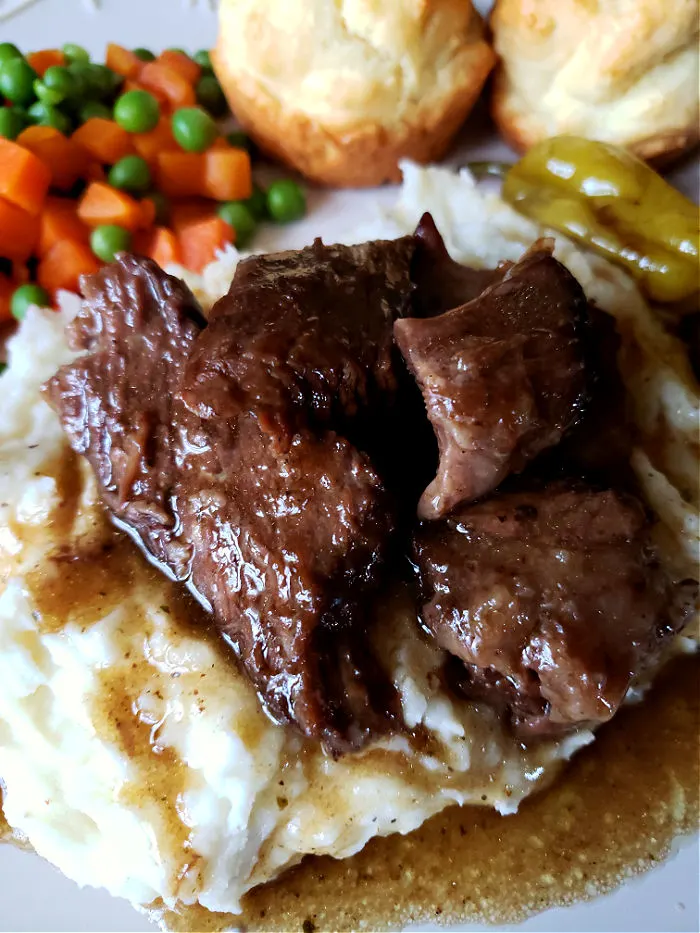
[{"xmin": 0, "ymin": 42, "xmax": 307, "ymax": 324}]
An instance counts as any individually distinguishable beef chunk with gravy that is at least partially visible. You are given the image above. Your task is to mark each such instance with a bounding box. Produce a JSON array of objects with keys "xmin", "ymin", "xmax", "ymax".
[
  {"xmin": 182, "ymin": 237, "xmax": 415, "ymax": 446},
  {"xmin": 410, "ymin": 212, "xmax": 507, "ymax": 317},
  {"xmin": 44, "ymin": 254, "xmax": 206, "ymax": 577},
  {"xmin": 177, "ymin": 414, "xmax": 395, "ymax": 748},
  {"xmin": 413, "ymin": 484, "xmax": 683, "ymax": 735},
  {"xmin": 45, "ymin": 255, "xmax": 396, "ymax": 753},
  {"xmin": 44, "ymin": 218, "xmax": 686, "ymax": 754},
  {"xmin": 395, "ymin": 239, "xmax": 589, "ymax": 519}
]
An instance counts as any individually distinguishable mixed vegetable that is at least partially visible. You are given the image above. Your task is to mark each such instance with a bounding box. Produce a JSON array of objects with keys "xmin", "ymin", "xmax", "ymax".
[{"xmin": 0, "ymin": 41, "xmax": 307, "ymax": 323}]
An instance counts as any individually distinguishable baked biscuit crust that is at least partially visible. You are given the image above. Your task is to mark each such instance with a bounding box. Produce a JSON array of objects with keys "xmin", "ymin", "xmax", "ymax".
[
  {"xmin": 214, "ymin": 0, "xmax": 496, "ymax": 187},
  {"xmin": 491, "ymin": 0, "xmax": 700, "ymax": 164}
]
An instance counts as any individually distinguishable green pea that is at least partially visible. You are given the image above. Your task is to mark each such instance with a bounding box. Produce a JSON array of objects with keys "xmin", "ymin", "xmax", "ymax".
[
  {"xmin": 11, "ymin": 284, "xmax": 51, "ymax": 321},
  {"xmin": 226, "ymin": 130, "xmax": 251, "ymax": 152},
  {"xmin": 93, "ymin": 63, "xmax": 122, "ymax": 98},
  {"xmin": 108, "ymin": 155, "xmax": 151, "ymax": 194},
  {"xmin": 113, "ymin": 89, "xmax": 160, "ymax": 133},
  {"xmin": 133, "ymin": 48, "xmax": 156, "ymax": 63},
  {"xmin": 0, "ymin": 43, "xmax": 22, "ymax": 67},
  {"xmin": 0, "ymin": 362, "xmax": 6, "ymax": 377},
  {"xmin": 34, "ymin": 80, "xmax": 63, "ymax": 106},
  {"xmin": 68, "ymin": 62, "xmax": 105, "ymax": 100},
  {"xmin": 166, "ymin": 48, "xmax": 188, "ymax": 56},
  {"xmin": 90, "ymin": 225, "xmax": 132, "ymax": 263},
  {"xmin": 266, "ymin": 179, "xmax": 306, "ymax": 224},
  {"xmin": 193, "ymin": 49, "xmax": 212, "ymax": 70},
  {"xmin": 42, "ymin": 65, "xmax": 78, "ymax": 102},
  {"xmin": 79, "ymin": 100, "xmax": 112, "ymax": 122},
  {"xmin": 62, "ymin": 43, "xmax": 90, "ymax": 65},
  {"xmin": 243, "ymin": 183, "xmax": 268, "ymax": 221},
  {"xmin": 27, "ymin": 100, "xmax": 46, "ymax": 121},
  {"xmin": 0, "ymin": 106, "xmax": 27, "ymax": 140},
  {"xmin": 66, "ymin": 61, "xmax": 90, "ymax": 97},
  {"xmin": 27, "ymin": 101, "xmax": 72, "ymax": 134},
  {"xmin": 145, "ymin": 190, "xmax": 170, "ymax": 226},
  {"xmin": 171, "ymin": 107, "xmax": 218, "ymax": 153},
  {"xmin": 196, "ymin": 74, "xmax": 227, "ymax": 117},
  {"xmin": 0, "ymin": 58, "xmax": 37, "ymax": 107},
  {"xmin": 217, "ymin": 201, "xmax": 257, "ymax": 249}
]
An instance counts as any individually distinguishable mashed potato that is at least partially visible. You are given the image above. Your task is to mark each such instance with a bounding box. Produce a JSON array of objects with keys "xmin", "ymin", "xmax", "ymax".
[{"xmin": 0, "ymin": 164, "xmax": 697, "ymax": 921}]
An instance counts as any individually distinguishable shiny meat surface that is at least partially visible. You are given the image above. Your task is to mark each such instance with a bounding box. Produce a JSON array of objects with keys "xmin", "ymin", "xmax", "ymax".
[
  {"xmin": 178, "ymin": 415, "xmax": 395, "ymax": 747},
  {"xmin": 395, "ymin": 239, "xmax": 589, "ymax": 519},
  {"xmin": 43, "ymin": 254, "xmax": 206, "ymax": 577},
  {"xmin": 43, "ymin": 222, "xmax": 679, "ymax": 753},
  {"xmin": 413, "ymin": 484, "xmax": 682, "ymax": 735},
  {"xmin": 45, "ymin": 255, "xmax": 396, "ymax": 752},
  {"xmin": 551, "ymin": 305, "xmax": 634, "ymax": 485},
  {"xmin": 182, "ymin": 237, "xmax": 415, "ymax": 446},
  {"xmin": 410, "ymin": 213, "xmax": 506, "ymax": 317}
]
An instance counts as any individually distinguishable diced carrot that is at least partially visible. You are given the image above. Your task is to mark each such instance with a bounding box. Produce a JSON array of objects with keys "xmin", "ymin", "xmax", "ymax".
[
  {"xmin": 139, "ymin": 197, "xmax": 156, "ymax": 228},
  {"xmin": 72, "ymin": 119, "xmax": 134, "ymax": 166},
  {"xmin": 156, "ymin": 50, "xmax": 201, "ymax": 85},
  {"xmin": 85, "ymin": 161, "xmax": 107, "ymax": 182},
  {"xmin": 0, "ymin": 198, "xmax": 40, "ymax": 262},
  {"xmin": 209, "ymin": 137, "xmax": 231, "ymax": 151},
  {"xmin": 123, "ymin": 77, "xmax": 168, "ymax": 107},
  {"xmin": 151, "ymin": 227, "xmax": 182, "ymax": 267},
  {"xmin": 0, "ymin": 138, "xmax": 52, "ymax": 215},
  {"xmin": 38, "ymin": 197, "xmax": 90, "ymax": 256},
  {"xmin": 170, "ymin": 198, "xmax": 211, "ymax": 234},
  {"xmin": 133, "ymin": 226, "xmax": 182, "ymax": 268},
  {"xmin": 12, "ymin": 262, "xmax": 30, "ymax": 285},
  {"xmin": 106, "ymin": 43, "xmax": 143, "ymax": 79},
  {"xmin": 132, "ymin": 117, "xmax": 176, "ymax": 167},
  {"xmin": 139, "ymin": 62, "xmax": 196, "ymax": 111},
  {"xmin": 77, "ymin": 182, "xmax": 144, "ymax": 231},
  {"xmin": 17, "ymin": 125, "xmax": 87, "ymax": 192},
  {"xmin": 179, "ymin": 215, "xmax": 234, "ymax": 272},
  {"xmin": 156, "ymin": 151, "xmax": 205, "ymax": 198},
  {"xmin": 37, "ymin": 238, "xmax": 100, "ymax": 297},
  {"xmin": 27, "ymin": 49, "xmax": 65, "ymax": 76},
  {"xmin": 0, "ymin": 273, "xmax": 13, "ymax": 322},
  {"xmin": 202, "ymin": 148, "xmax": 252, "ymax": 202}
]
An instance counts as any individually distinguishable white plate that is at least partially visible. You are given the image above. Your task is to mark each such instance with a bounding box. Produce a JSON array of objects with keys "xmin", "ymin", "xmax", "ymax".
[{"xmin": 0, "ymin": 2, "xmax": 698, "ymax": 931}]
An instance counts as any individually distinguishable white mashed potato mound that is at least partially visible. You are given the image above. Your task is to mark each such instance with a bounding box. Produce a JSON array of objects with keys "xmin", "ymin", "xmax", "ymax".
[{"xmin": 0, "ymin": 164, "xmax": 697, "ymax": 919}]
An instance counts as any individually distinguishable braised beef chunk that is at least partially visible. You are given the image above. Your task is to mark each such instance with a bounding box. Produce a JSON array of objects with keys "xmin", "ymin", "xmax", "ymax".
[
  {"xmin": 413, "ymin": 484, "xmax": 682, "ymax": 735},
  {"xmin": 411, "ymin": 212, "xmax": 506, "ymax": 317},
  {"xmin": 45, "ymin": 255, "xmax": 396, "ymax": 753},
  {"xmin": 552, "ymin": 305, "xmax": 634, "ymax": 485},
  {"xmin": 43, "ymin": 255, "xmax": 205, "ymax": 577},
  {"xmin": 182, "ymin": 236, "xmax": 415, "ymax": 446},
  {"xmin": 44, "ymin": 219, "xmax": 689, "ymax": 753},
  {"xmin": 395, "ymin": 239, "xmax": 589, "ymax": 519},
  {"xmin": 178, "ymin": 415, "xmax": 395, "ymax": 748}
]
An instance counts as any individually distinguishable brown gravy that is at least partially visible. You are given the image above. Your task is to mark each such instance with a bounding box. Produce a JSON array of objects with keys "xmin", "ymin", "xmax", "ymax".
[
  {"xmin": 1, "ymin": 456, "xmax": 698, "ymax": 931},
  {"xmin": 161, "ymin": 654, "xmax": 699, "ymax": 932}
]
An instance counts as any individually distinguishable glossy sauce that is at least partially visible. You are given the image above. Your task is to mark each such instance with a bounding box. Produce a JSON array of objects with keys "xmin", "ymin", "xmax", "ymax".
[
  {"xmin": 161, "ymin": 654, "xmax": 699, "ymax": 932},
  {"xmin": 11, "ymin": 471, "xmax": 222, "ymax": 898},
  {"xmin": 95, "ymin": 666, "xmax": 198, "ymax": 897},
  {"xmin": 1, "ymin": 455, "xmax": 698, "ymax": 930}
]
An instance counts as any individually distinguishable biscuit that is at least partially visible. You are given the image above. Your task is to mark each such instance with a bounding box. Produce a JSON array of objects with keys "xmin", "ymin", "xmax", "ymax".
[
  {"xmin": 214, "ymin": 0, "xmax": 496, "ymax": 187},
  {"xmin": 491, "ymin": 0, "xmax": 700, "ymax": 163}
]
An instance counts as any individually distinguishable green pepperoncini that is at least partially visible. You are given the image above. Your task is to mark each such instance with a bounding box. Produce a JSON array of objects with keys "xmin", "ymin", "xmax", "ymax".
[{"xmin": 502, "ymin": 136, "xmax": 699, "ymax": 305}]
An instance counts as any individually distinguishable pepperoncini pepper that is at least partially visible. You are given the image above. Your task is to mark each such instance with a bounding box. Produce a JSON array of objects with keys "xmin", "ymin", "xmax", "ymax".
[{"xmin": 502, "ymin": 136, "xmax": 699, "ymax": 305}]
